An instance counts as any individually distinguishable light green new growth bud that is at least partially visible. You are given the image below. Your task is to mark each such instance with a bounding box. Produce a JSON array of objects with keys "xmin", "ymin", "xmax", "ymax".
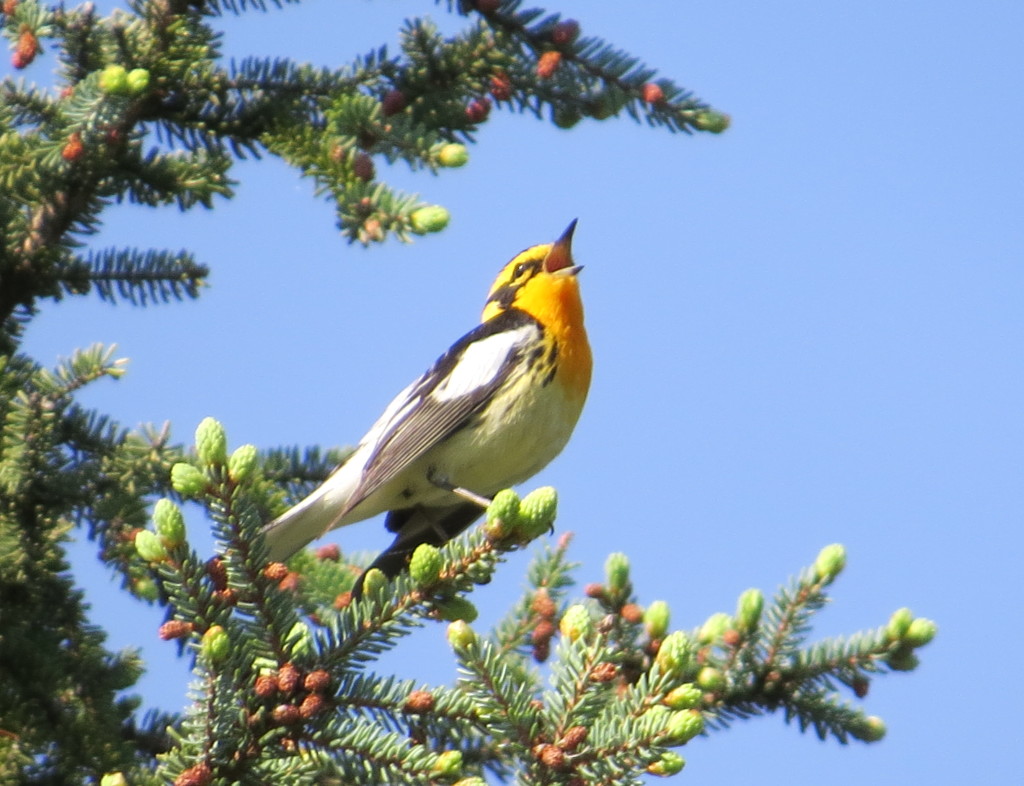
[
  {"xmin": 644, "ymin": 600, "xmax": 671, "ymax": 639},
  {"xmin": 409, "ymin": 205, "xmax": 451, "ymax": 234},
  {"xmin": 735, "ymin": 588, "xmax": 764, "ymax": 632},
  {"xmin": 559, "ymin": 604, "xmax": 593, "ymax": 643},
  {"xmin": 484, "ymin": 489, "xmax": 519, "ymax": 539},
  {"xmin": 655, "ymin": 631, "xmax": 693, "ymax": 677},
  {"xmin": 432, "ymin": 750, "xmax": 463, "ymax": 777},
  {"xmin": 814, "ymin": 543, "xmax": 847, "ymax": 584},
  {"xmin": 647, "ymin": 751, "xmax": 686, "ymax": 776},
  {"xmin": 228, "ymin": 444, "xmax": 259, "ymax": 483},
  {"xmin": 696, "ymin": 666, "xmax": 725, "ymax": 692},
  {"xmin": 200, "ymin": 625, "xmax": 230, "ymax": 663},
  {"xmin": 662, "ymin": 709, "xmax": 705, "ymax": 746},
  {"xmin": 486, "ymin": 488, "xmax": 520, "ymax": 525},
  {"xmin": 604, "ymin": 552, "xmax": 630, "ymax": 593},
  {"xmin": 663, "ymin": 683, "xmax": 703, "ymax": 710},
  {"xmin": 126, "ymin": 68, "xmax": 150, "ymax": 95},
  {"xmin": 100, "ymin": 774, "xmax": 129, "ymax": 786},
  {"xmin": 409, "ymin": 543, "xmax": 444, "ymax": 587},
  {"xmin": 453, "ymin": 778, "xmax": 488, "ymax": 786},
  {"xmin": 904, "ymin": 617, "xmax": 938, "ymax": 648},
  {"xmin": 693, "ymin": 111, "xmax": 730, "ymax": 133},
  {"xmin": 518, "ymin": 486, "xmax": 558, "ymax": 538},
  {"xmin": 886, "ymin": 607, "xmax": 913, "ymax": 640},
  {"xmin": 698, "ymin": 612, "xmax": 731, "ymax": 644},
  {"xmin": 195, "ymin": 417, "xmax": 228, "ymax": 466},
  {"xmin": 134, "ymin": 529, "xmax": 168, "ymax": 563},
  {"xmin": 99, "ymin": 65, "xmax": 128, "ymax": 94},
  {"xmin": 852, "ymin": 715, "xmax": 887, "ymax": 742},
  {"xmin": 446, "ymin": 620, "xmax": 477, "ymax": 651},
  {"xmin": 152, "ymin": 498, "xmax": 186, "ymax": 547},
  {"xmin": 437, "ymin": 143, "xmax": 469, "ymax": 167},
  {"xmin": 170, "ymin": 462, "xmax": 206, "ymax": 497},
  {"xmin": 436, "ymin": 597, "xmax": 478, "ymax": 623},
  {"xmin": 360, "ymin": 568, "xmax": 387, "ymax": 597}
]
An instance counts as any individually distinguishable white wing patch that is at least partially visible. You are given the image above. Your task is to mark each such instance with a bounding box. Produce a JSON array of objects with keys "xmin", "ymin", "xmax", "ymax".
[{"xmin": 432, "ymin": 325, "xmax": 535, "ymax": 402}]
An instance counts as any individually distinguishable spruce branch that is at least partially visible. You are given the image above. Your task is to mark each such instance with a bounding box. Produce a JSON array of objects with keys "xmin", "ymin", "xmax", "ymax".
[
  {"xmin": 543, "ymin": 623, "xmax": 617, "ymax": 738},
  {"xmin": 491, "ymin": 535, "xmax": 575, "ymax": 658},
  {"xmin": 447, "ymin": 0, "xmax": 727, "ymax": 133},
  {"xmin": 0, "ymin": 349, "xmax": 158, "ymax": 781},
  {"xmin": 55, "ymin": 246, "xmax": 208, "ymax": 305},
  {"xmin": 143, "ymin": 418, "xmax": 934, "ymax": 782}
]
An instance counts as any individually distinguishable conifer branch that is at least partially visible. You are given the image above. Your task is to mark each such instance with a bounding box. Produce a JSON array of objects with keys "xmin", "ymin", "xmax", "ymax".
[{"xmin": 55, "ymin": 247, "xmax": 208, "ymax": 305}]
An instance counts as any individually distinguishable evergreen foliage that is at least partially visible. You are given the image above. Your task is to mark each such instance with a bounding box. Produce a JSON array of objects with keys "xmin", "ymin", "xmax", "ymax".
[{"xmin": 0, "ymin": 1, "xmax": 931, "ymax": 784}]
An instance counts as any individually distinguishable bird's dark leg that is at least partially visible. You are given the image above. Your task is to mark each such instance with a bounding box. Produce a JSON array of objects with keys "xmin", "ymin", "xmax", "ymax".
[{"xmin": 427, "ymin": 470, "xmax": 493, "ymax": 508}]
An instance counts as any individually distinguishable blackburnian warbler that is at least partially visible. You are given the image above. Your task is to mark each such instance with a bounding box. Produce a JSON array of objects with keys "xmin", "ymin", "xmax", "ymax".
[{"xmin": 263, "ymin": 221, "xmax": 591, "ymax": 591}]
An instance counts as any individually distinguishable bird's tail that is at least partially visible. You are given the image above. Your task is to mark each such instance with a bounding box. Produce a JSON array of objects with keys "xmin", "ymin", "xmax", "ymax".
[{"xmin": 262, "ymin": 480, "xmax": 355, "ymax": 562}]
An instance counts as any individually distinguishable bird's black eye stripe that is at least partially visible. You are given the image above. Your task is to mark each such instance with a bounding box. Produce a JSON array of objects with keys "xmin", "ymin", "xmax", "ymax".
[
  {"xmin": 486, "ymin": 259, "xmax": 542, "ymax": 311},
  {"xmin": 514, "ymin": 260, "xmax": 541, "ymax": 279}
]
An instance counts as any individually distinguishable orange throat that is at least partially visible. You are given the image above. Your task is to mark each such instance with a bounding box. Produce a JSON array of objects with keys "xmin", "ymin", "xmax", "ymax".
[{"xmin": 517, "ymin": 275, "xmax": 591, "ymax": 404}]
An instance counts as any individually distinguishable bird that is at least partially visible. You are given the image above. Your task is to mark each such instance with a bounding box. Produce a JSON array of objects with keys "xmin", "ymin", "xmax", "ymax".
[{"xmin": 262, "ymin": 221, "xmax": 591, "ymax": 594}]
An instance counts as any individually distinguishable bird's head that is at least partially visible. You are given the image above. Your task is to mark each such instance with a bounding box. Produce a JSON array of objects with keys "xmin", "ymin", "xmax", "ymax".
[{"xmin": 481, "ymin": 220, "xmax": 583, "ymax": 324}]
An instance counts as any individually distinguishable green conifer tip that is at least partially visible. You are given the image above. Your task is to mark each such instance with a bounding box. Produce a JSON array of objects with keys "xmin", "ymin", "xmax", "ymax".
[
  {"xmin": 696, "ymin": 666, "xmax": 725, "ymax": 691},
  {"xmin": 693, "ymin": 110, "xmax": 730, "ymax": 133},
  {"xmin": 559, "ymin": 603, "xmax": 593, "ymax": 643},
  {"xmin": 655, "ymin": 631, "xmax": 693, "ymax": 677},
  {"xmin": 604, "ymin": 552, "xmax": 630, "ymax": 592},
  {"xmin": 126, "ymin": 68, "xmax": 150, "ymax": 96},
  {"xmin": 134, "ymin": 529, "xmax": 168, "ymax": 563},
  {"xmin": 152, "ymin": 498, "xmax": 186, "ymax": 547},
  {"xmin": 437, "ymin": 143, "xmax": 469, "ymax": 167},
  {"xmin": 200, "ymin": 625, "xmax": 230, "ymax": 663},
  {"xmin": 663, "ymin": 683, "xmax": 702, "ymax": 710},
  {"xmin": 227, "ymin": 444, "xmax": 259, "ymax": 483},
  {"xmin": 436, "ymin": 597, "xmax": 478, "ymax": 623},
  {"xmin": 518, "ymin": 486, "xmax": 558, "ymax": 538},
  {"xmin": 170, "ymin": 462, "xmax": 207, "ymax": 497},
  {"xmin": 409, "ymin": 206, "xmax": 451, "ymax": 234},
  {"xmin": 662, "ymin": 709, "xmax": 704, "ymax": 745},
  {"xmin": 644, "ymin": 600, "xmax": 671, "ymax": 639},
  {"xmin": 99, "ymin": 65, "xmax": 129, "ymax": 94},
  {"xmin": 409, "ymin": 543, "xmax": 444, "ymax": 586},
  {"xmin": 735, "ymin": 588, "xmax": 764, "ymax": 632},
  {"xmin": 194, "ymin": 417, "xmax": 228, "ymax": 466},
  {"xmin": 904, "ymin": 618, "xmax": 937, "ymax": 648},
  {"xmin": 886, "ymin": 607, "xmax": 913, "ymax": 640},
  {"xmin": 698, "ymin": 612, "xmax": 731, "ymax": 644},
  {"xmin": 446, "ymin": 620, "xmax": 477, "ymax": 651},
  {"xmin": 647, "ymin": 751, "xmax": 686, "ymax": 776},
  {"xmin": 432, "ymin": 750, "xmax": 463, "ymax": 776},
  {"xmin": 814, "ymin": 543, "xmax": 847, "ymax": 584}
]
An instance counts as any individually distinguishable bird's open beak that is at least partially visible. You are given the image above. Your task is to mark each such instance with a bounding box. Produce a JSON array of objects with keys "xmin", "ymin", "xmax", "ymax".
[{"xmin": 544, "ymin": 219, "xmax": 582, "ymax": 275}]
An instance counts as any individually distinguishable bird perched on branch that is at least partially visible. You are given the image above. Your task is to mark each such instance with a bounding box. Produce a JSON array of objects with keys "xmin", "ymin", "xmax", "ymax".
[{"xmin": 263, "ymin": 221, "xmax": 591, "ymax": 594}]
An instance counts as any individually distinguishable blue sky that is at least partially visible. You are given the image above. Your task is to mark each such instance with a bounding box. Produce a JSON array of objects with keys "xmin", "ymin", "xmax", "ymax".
[{"xmin": 15, "ymin": 1, "xmax": 1023, "ymax": 782}]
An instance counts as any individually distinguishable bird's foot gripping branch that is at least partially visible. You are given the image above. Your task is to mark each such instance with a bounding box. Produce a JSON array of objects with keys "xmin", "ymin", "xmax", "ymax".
[{"xmin": 126, "ymin": 417, "xmax": 938, "ymax": 784}]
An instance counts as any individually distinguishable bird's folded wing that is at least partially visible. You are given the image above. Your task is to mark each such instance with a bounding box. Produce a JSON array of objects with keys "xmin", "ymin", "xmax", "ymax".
[{"xmin": 342, "ymin": 310, "xmax": 542, "ymax": 514}]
